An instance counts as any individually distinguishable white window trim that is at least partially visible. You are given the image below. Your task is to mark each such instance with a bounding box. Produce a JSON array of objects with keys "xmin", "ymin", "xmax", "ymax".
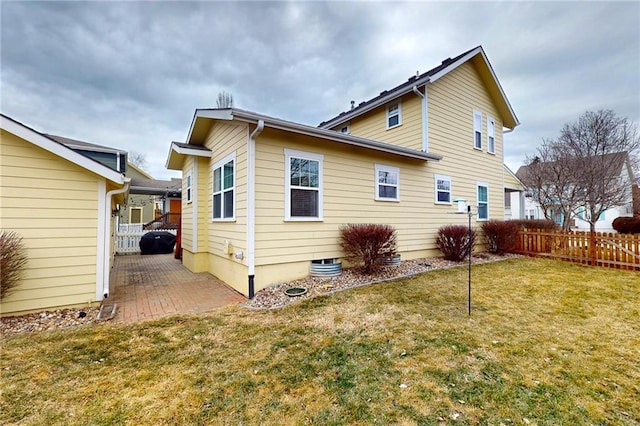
[
  {"xmin": 487, "ymin": 116, "xmax": 496, "ymax": 154},
  {"xmin": 386, "ymin": 102, "xmax": 402, "ymax": 129},
  {"xmin": 434, "ymin": 174, "xmax": 452, "ymax": 204},
  {"xmin": 374, "ymin": 164, "xmax": 400, "ymax": 202},
  {"xmin": 185, "ymin": 169, "xmax": 193, "ymax": 203},
  {"xmin": 212, "ymin": 151, "xmax": 236, "ymax": 222},
  {"xmin": 473, "ymin": 110, "xmax": 483, "ymax": 150},
  {"xmin": 284, "ymin": 148, "xmax": 324, "ymax": 221},
  {"xmin": 477, "ymin": 181, "xmax": 489, "ymax": 221}
]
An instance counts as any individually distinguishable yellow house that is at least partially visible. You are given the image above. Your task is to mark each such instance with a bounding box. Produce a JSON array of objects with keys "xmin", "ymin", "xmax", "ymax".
[
  {"xmin": 166, "ymin": 46, "xmax": 520, "ymax": 298},
  {"xmin": 0, "ymin": 115, "xmax": 129, "ymax": 315}
]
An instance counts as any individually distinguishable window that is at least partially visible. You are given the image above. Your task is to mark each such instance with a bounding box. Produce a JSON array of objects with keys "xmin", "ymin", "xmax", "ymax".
[
  {"xmin": 285, "ymin": 149, "xmax": 323, "ymax": 220},
  {"xmin": 473, "ymin": 110, "xmax": 482, "ymax": 149},
  {"xmin": 212, "ymin": 153, "xmax": 235, "ymax": 220},
  {"xmin": 375, "ymin": 164, "xmax": 399, "ymax": 201},
  {"xmin": 185, "ymin": 170, "xmax": 192, "ymax": 203},
  {"xmin": 434, "ymin": 174, "xmax": 452, "ymax": 204},
  {"xmin": 129, "ymin": 207, "xmax": 143, "ymax": 224},
  {"xmin": 477, "ymin": 182, "xmax": 488, "ymax": 220},
  {"xmin": 387, "ymin": 103, "xmax": 402, "ymax": 129},
  {"xmin": 527, "ymin": 209, "xmax": 536, "ymax": 220},
  {"xmin": 487, "ymin": 116, "xmax": 495, "ymax": 154},
  {"xmin": 339, "ymin": 124, "xmax": 350, "ymax": 134}
]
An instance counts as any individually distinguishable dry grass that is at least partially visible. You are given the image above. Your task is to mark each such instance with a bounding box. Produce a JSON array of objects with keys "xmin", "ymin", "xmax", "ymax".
[{"xmin": 1, "ymin": 258, "xmax": 639, "ymax": 425}]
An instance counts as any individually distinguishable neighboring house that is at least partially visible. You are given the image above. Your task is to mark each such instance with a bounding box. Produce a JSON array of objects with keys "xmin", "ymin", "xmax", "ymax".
[
  {"xmin": 166, "ymin": 45, "xmax": 520, "ymax": 298},
  {"xmin": 516, "ymin": 152, "xmax": 635, "ymax": 231},
  {"xmin": 0, "ymin": 114, "xmax": 129, "ymax": 315},
  {"xmin": 46, "ymin": 134, "xmax": 127, "ymax": 173},
  {"xmin": 119, "ymin": 163, "xmax": 182, "ymax": 228}
]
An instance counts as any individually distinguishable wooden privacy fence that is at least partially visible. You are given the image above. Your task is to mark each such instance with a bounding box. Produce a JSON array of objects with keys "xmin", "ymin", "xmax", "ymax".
[{"xmin": 515, "ymin": 228, "xmax": 640, "ymax": 271}]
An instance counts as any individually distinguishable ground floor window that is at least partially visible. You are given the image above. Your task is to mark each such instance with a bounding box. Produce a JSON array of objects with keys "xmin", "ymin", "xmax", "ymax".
[
  {"xmin": 477, "ymin": 182, "xmax": 488, "ymax": 220},
  {"xmin": 285, "ymin": 149, "xmax": 323, "ymax": 220}
]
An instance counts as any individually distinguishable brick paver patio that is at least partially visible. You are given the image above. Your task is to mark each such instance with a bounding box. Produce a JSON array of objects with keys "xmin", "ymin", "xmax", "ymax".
[{"xmin": 105, "ymin": 254, "xmax": 246, "ymax": 323}]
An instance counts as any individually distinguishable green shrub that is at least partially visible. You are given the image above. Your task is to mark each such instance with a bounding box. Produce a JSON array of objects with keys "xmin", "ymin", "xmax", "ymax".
[
  {"xmin": 481, "ymin": 220, "xmax": 520, "ymax": 254},
  {"xmin": 612, "ymin": 216, "xmax": 640, "ymax": 234},
  {"xmin": 339, "ymin": 224, "xmax": 397, "ymax": 274},
  {"xmin": 510, "ymin": 219, "xmax": 559, "ymax": 230},
  {"xmin": 1, "ymin": 231, "xmax": 28, "ymax": 300},
  {"xmin": 436, "ymin": 225, "xmax": 476, "ymax": 261}
]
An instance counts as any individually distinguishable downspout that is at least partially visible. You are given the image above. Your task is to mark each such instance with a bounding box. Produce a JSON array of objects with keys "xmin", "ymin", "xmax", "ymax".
[
  {"xmin": 412, "ymin": 84, "xmax": 429, "ymax": 152},
  {"xmin": 247, "ymin": 119, "xmax": 264, "ymax": 298},
  {"xmin": 103, "ymin": 179, "xmax": 130, "ymax": 298}
]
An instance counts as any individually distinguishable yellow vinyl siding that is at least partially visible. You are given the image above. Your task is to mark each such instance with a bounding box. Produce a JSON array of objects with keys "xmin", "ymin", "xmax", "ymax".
[
  {"xmin": 0, "ymin": 130, "xmax": 102, "ymax": 314},
  {"xmin": 198, "ymin": 122, "xmax": 249, "ymax": 287},
  {"xmin": 346, "ymin": 94, "xmax": 423, "ymax": 150},
  {"xmin": 180, "ymin": 156, "xmax": 195, "ymax": 251},
  {"xmin": 428, "ymin": 61, "xmax": 505, "ymax": 224},
  {"xmin": 254, "ymin": 129, "xmax": 433, "ymax": 271}
]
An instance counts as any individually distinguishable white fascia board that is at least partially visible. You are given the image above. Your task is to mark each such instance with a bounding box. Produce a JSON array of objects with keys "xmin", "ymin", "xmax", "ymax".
[
  {"xmin": 165, "ymin": 142, "xmax": 212, "ymax": 170},
  {"xmin": 230, "ymin": 110, "xmax": 442, "ymax": 162},
  {"xmin": 1, "ymin": 115, "xmax": 125, "ymax": 184},
  {"xmin": 171, "ymin": 143, "xmax": 212, "ymax": 157},
  {"xmin": 185, "ymin": 109, "xmax": 234, "ymax": 143},
  {"xmin": 318, "ymin": 79, "xmax": 430, "ymax": 129}
]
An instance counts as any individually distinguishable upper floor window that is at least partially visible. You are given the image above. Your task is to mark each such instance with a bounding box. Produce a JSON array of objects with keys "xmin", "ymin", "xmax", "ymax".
[
  {"xmin": 375, "ymin": 164, "xmax": 399, "ymax": 201},
  {"xmin": 339, "ymin": 124, "xmax": 350, "ymax": 134},
  {"xmin": 487, "ymin": 116, "xmax": 495, "ymax": 154},
  {"xmin": 185, "ymin": 170, "xmax": 192, "ymax": 203},
  {"xmin": 473, "ymin": 110, "xmax": 483, "ymax": 150},
  {"xmin": 434, "ymin": 174, "xmax": 452, "ymax": 204},
  {"xmin": 212, "ymin": 152, "xmax": 235, "ymax": 220},
  {"xmin": 387, "ymin": 103, "xmax": 402, "ymax": 129},
  {"xmin": 477, "ymin": 182, "xmax": 489, "ymax": 220},
  {"xmin": 285, "ymin": 149, "xmax": 323, "ymax": 221}
]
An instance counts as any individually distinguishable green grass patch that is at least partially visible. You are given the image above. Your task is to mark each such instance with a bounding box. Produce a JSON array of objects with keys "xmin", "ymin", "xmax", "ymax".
[{"xmin": 1, "ymin": 258, "xmax": 639, "ymax": 425}]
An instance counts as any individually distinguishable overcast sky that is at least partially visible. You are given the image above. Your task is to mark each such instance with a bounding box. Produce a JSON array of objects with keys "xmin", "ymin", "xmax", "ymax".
[{"xmin": 2, "ymin": 1, "xmax": 639, "ymax": 179}]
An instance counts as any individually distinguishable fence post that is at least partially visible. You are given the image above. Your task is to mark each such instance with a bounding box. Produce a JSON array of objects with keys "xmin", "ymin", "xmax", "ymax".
[{"xmin": 589, "ymin": 231, "xmax": 597, "ymax": 266}]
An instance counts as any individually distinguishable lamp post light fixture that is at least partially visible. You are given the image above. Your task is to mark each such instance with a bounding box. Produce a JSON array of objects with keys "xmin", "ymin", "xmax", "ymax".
[{"xmin": 453, "ymin": 198, "xmax": 474, "ymax": 316}]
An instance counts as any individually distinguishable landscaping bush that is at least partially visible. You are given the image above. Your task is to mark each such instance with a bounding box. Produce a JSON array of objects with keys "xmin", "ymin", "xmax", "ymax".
[
  {"xmin": 339, "ymin": 224, "xmax": 397, "ymax": 274},
  {"xmin": 481, "ymin": 220, "xmax": 520, "ymax": 254},
  {"xmin": 510, "ymin": 219, "xmax": 559, "ymax": 230},
  {"xmin": 1, "ymin": 231, "xmax": 28, "ymax": 300},
  {"xmin": 436, "ymin": 225, "xmax": 476, "ymax": 261},
  {"xmin": 612, "ymin": 216, "xmax": 640, "ymax": 234}
]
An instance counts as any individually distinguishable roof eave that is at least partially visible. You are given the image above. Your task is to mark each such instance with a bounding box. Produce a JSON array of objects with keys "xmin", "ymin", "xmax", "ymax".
[
  {"xmin": 318, "ymin": 77, "xmax": 432, "ymax": 130},
  {"xmin": 228, "ymin": 109, "xmax": 442, "ymax": 162},
  {"xmin": 165, "ymin": 141, "xmax": 212, "ymax": 170},
  {"xmin": 1, "ymin": 115, "xmax": 126, "ymax": 185}
]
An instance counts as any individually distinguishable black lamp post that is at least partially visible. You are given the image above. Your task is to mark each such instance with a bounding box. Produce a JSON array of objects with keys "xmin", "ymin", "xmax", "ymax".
[{"xmin": 467, "ymin": 205, "xmax": 472, "ymax": 316}]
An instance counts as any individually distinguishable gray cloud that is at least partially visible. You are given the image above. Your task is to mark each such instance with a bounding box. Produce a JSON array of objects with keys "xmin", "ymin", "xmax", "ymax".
[{"xmin": 2, "ymin": 1, "xmax": 638, "ymax": 179}]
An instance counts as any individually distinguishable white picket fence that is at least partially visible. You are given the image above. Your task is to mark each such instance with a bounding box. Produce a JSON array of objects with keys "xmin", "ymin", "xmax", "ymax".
[{"xmin": 115, "ymin": 227, "xmax": 177, "ymax": 254}]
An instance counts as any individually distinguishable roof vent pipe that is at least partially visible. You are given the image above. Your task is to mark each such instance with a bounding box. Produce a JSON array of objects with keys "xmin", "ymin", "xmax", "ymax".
[{"xmin": 350, "ymin": 100, "xmax": 355, "ymax": 110}]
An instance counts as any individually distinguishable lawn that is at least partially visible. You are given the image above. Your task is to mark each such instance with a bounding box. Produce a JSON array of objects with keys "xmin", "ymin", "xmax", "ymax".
[{"xmin": 1, "ymin": 258, "xmax": 638, "ymax": 425}]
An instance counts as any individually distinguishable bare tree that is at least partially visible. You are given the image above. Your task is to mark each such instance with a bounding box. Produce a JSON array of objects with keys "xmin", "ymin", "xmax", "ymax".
[
  {"xmin": 521, "ymin": 110, "xmax": 639, "ymax": 233},
  {"xmin": 129, "ymin": 151, "xmax": 148, "ymax": 170},
  {"xmin": 216, "ymin": 91, "xmax": 234, "ymax": 108},
  {"xmin": 521, "ymin": 142, "xmax": 583, "ymax": 230}
]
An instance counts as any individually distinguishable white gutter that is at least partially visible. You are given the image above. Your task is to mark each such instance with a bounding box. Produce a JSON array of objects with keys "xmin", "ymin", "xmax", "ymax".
[
  {"xmin": 247, "ymin": 119, "xmax": 264, "ymax": 298},
  {"xmin": 412, "ymin": 85, "xmax": 429, "ymax": 152},
  {"xmin": 102, "ymin": 179, "xmax": 130, "ymax": 298}
]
